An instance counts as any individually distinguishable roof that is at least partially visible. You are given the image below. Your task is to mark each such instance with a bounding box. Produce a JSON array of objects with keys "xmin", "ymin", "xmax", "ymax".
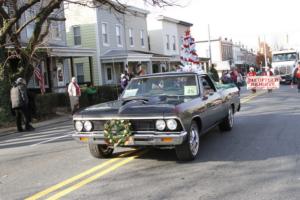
[
  {"xmin": 38, "ymin": 47, "xmax": 96, "ymax": 57},
  {"xmin": 272, "ymin": 50, "xmax": 298, "ymax": 54},
  {"xmin": 101, "ymin": 50, "xmax": 172, "ymax": 61},
  {"xmin": 156, "ymin": 15, "xmax": 193, "ymax": 27}
]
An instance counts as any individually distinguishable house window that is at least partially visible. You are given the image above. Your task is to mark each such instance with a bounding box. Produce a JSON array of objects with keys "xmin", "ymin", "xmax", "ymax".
[
  {"xmin": 106, "ymin": 67, "xmax": 112, "ymax": 81},
  {"xmin": 116, "ymin": 25, "xmax": 122, "ymax": 46},
  {"xmin": 129, "ymin": 28, "xmax": 134, "ymax": 46},
  {"xmin": 76, "ymin": 63, "xmax": 84, "ymax": 83},
  {"xmin": 172, "ymin": 35, "xmax": 176, "ymax": 51},
  {"xmin": 102, "ymin": 23, "xmax": 109, "ymax": 45},
  {"xmin": 140, "ymin": 30, "xmax": 145, "ymax": 47},
  {"xmin": 25, "ymin": 8, "xmax": 35, "ymax": 39},
  {"xmin": 73, "ymin": 26, "xmax": 81, "ymax": 46},
  {"xmin": 166, "ymin": 34, "xmax": 170, "ymax": 50},
  {"xmin": 51, "ymin": 21, "xmax": 62, "ymax": 40}
]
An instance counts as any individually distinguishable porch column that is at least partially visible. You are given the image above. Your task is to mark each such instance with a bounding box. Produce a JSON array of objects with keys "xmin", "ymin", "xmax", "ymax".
[
  {"xmin": 70, "ymin": 57, "xmax": 74, "ymax": 78},
  {"xmin": 88, "ymin": 56, "xmax": 94, "ymax": 84},
  {"xmin": 204, "ymin": 62, "xmax": 207, "ymax": 73},
  {"xmin": 147, "ymin": 61, "xmax": 153, "ymax": 74}
]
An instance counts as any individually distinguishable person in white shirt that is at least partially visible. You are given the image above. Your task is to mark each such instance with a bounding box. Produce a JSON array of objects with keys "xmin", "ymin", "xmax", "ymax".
[{"xmin": 68, "ymin": 77, "xmax": 81, "ymax": 114}]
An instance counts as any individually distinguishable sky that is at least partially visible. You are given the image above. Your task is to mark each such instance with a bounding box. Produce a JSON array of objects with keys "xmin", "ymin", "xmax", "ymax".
[{"xmin": 124, "ymin": 0, "xmax": 300, "ymax": 51}]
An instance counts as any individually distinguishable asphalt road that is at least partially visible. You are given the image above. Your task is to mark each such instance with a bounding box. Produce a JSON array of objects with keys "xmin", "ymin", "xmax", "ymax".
[{"xmin": 1, "ymin": 85, "xmax": 300, "ymax": 200}]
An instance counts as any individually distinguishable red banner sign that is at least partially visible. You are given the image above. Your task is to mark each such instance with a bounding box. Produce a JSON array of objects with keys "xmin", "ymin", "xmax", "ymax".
[{"xmin": 246, "ymin": 76, "xmax": 280, "ymax": 90}]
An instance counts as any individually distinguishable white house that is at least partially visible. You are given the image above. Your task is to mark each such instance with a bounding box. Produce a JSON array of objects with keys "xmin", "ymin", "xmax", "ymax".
[{"xmin": 148, "ymin": 15, "xmax": 193, "ymax": 72}]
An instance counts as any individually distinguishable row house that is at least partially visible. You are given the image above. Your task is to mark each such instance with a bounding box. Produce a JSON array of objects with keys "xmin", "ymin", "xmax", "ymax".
[
  {"xmin": 196, "ymin": 38, "xmax": 256, "ymax": 75},
  {"xmin": 66, "ymin": 3, "xmax": 193, "ymax": 85},
  {"xmin": 2, "ymin": 1, "xmax": 95, "ymax": 93},
  {"xmin": 233, "ymin": 43, "xmax": 256, "ymax": 73},
  {"xmin": 148, "ymin": 15, "xmax": 193, "ymax": 73},
  {"xmin": 196, "ymin": 37, "xmax": 233, "ymax": 76},
  {"xmin": 66, "ymin": 4, "xmax": 174, "ymax": 85}
]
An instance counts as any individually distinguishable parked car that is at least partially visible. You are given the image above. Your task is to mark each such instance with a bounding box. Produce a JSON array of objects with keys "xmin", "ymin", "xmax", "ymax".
[{"xmin": 72, "ymin": 72, "xmax": 240, "ymax": 161}]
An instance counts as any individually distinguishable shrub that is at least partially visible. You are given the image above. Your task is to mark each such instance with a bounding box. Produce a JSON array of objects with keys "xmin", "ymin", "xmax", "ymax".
[{"xmin": 35, "ymin": 85, "xmax": 120, "ymax": 116}]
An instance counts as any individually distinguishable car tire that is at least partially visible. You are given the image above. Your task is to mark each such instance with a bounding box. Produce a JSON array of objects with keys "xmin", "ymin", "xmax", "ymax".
[
  {"xmin": 175, "ymin": 121, "xmax": 200, "ymax": 161},
  {"xmin": 219, "ymin": 107, "xmax": 234, "ymax": 132},
  {"xmin": 88, "ymin": 143, "xmax": 114, "ymax": 158}
]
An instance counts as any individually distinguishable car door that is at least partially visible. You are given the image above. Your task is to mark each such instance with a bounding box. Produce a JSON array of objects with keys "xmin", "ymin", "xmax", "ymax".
[{"xmin": 200, "ymin": 75, "xmax": 223, "ymax": 128}]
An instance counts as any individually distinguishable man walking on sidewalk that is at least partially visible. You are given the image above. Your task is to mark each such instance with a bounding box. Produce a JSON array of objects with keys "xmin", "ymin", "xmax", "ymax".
[{"xmin": 10, "ymin": 78, "xmax": 34, "ymax": 132}]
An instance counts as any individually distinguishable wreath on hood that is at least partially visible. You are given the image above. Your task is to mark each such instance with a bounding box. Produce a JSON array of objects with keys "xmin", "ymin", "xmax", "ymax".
[{"xmin": 104, "ymin": 120, "xmax": 132, "ymax": 147}]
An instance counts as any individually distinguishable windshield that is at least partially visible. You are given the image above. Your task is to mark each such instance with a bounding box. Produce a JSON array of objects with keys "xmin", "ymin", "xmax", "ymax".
[
  {"xmin": 272, "ymin": 53, "xmax": 298, "ymax": 62},
  {"xmin": 122, "ymin": 75, "xmax": 199, "ymax": 98}
]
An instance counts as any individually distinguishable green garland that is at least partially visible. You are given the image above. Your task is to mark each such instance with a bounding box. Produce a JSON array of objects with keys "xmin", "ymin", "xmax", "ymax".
[{"xmin": 104, "ymin": 120, "xmax": 132, "ymax": 147}]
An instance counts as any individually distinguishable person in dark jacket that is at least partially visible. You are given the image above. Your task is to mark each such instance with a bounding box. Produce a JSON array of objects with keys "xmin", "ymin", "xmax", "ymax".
[
  {"xmin": 120, "ymin": 74, "xmax": 128, "ymax": 93},
  {"xmin": 10, "ymin": 78, "xmax": 34, "ymax": 132}
]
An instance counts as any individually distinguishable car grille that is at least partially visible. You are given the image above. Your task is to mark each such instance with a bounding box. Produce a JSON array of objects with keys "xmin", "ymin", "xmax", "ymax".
[
  {"xmin": 274, "ymin": 66, "xmax": 292, "ymax": 75},
  {"xmin": 92, "ymin": 120, "xmax": 156, "ymax": 132}
]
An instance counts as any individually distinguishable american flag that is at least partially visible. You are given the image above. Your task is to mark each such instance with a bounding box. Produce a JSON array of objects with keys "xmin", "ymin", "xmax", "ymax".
[{"xmin": 34, "ymin": 65, "xmax": 45, "ymax": 94}]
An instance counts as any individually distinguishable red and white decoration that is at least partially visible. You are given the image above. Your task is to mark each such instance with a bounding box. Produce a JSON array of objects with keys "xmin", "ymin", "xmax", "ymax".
[
  {"xmin": 180, "ymin": 30, "xmax": 200, "ymax": 64},
  {"xmin": 179, "ymin": 30, "xmax": 202, "ymax": 73}
]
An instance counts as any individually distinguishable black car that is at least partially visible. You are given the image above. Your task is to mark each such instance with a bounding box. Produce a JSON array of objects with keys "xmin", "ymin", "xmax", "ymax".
[{"xmin": 72, "ymin": 72, "xmax": 240, "ymax": 161}]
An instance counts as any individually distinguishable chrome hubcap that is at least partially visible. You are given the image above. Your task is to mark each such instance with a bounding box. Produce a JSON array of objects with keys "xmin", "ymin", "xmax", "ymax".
[
  {"xmin": 189, "ymin": 126, "xmax": 199, "ymax": 156},
  {"xmin": 228, "ymin": 109, "xmax": 234, "ymax": 127}
]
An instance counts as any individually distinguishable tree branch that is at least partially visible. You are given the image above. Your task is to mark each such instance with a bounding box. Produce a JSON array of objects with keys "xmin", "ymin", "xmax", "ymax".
[{"xmin": 0, "ymin": 0, "xmax": 41, "ymax": 43}]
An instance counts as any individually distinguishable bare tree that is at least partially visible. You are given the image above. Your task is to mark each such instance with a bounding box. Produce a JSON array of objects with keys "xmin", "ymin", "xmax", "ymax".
[{"xmin": 0, "ymin": 0, "xmax": 178, "ymax": 122}]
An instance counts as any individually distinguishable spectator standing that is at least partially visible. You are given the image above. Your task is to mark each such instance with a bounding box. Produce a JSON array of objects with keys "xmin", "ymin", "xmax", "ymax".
[
  {"xmin": 231, "ymin": 68, "xmax": 240, "ymax": 90},
  {"xmin": 86, "ymin": 83, "xmax": 97, "ymax": 105},
  {"xmin": 247, "ymin": 67, "xmax": 257, "ymax": 93},
  {"xmin": 135, "ymin": 63, "xmax": 145, "ymax": 76},
  {"xmin": 120, "ymin": 74, "xmax": 129, "ymax": 93},
  {"xmin": 293, "ymin": 62, "xmax": 300, "ymax": 93},
  {"xmin": 10, "ymin": 78, "xmax": 34, "ymax": 132},
  {"xmin": 221, "ymin": 71, "xmax": 233, "ymax": 84},
  {"xmin": 68, "ymin": 77, "xmax": 81, "ymax": 115}
]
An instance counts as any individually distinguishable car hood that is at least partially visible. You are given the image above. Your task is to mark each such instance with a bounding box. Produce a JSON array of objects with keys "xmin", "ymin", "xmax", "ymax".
[{"xmin": 74, "ymin": 97, "xmax": 184, "ymax": 119}]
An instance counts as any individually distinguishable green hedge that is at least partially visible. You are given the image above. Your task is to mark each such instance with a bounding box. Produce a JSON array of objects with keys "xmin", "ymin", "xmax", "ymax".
[{"xmin": 35, "ymin": 85, "xmax": 120, "ymax": 118}]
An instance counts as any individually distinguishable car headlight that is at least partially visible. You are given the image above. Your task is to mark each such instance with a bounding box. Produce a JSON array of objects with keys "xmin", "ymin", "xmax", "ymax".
[
  {"xmin": 75, "ymin": 121, "xmax": 83, "ymax": 132},
  {"xmin": 166, "ymin": 119, "xmax": 177, "ymax": 130},
  {"xmin": 155, "ymin": 120, "xmax": 166, "ymax": 131},
  {"xmin": 84, "ymin": 121, "xmax": 93, "ymax": 132}
]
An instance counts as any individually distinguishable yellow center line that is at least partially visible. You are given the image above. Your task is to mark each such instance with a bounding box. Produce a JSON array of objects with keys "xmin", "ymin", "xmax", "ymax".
[
  {"xmin": 46, "ymin": 150, "xmax": 148, "ymax": 200},
  {"xmin": 241, "ymin": 91, "xmax": 266, "ymax": 104},
  {"xmin": 25, "ymin": 150, "xmax": 137, "ymax": 200}
]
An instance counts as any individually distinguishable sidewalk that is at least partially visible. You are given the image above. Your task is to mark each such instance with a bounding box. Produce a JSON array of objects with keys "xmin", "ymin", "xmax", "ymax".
[{"xmin": 0, "ymin": 114, "xmax": 72, "ymax": 138}]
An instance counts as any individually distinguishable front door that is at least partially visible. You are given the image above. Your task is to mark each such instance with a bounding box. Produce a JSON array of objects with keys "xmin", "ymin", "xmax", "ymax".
[{"xmin": 104, "ymin": 65, "xmax": 113, "ymax": 84}]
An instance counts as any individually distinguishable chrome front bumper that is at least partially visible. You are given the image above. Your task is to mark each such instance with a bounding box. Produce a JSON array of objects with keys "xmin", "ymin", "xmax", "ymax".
[{"xmin": 72, "ymin": 131, "xmax": 187, "ymax": 146}]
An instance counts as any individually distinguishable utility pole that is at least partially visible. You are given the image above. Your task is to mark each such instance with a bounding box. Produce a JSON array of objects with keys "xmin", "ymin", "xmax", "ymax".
[
  {"xmin": 208, "ymin": 24, "xmax": 212, "ymax": 70},
  {"xmin": 264, "ymin": 35, "xmax": 268, "ymax": 68}
]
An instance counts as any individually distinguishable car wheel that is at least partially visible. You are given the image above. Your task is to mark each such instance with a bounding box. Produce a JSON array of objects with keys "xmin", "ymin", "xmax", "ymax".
[
  {"xmin": 88, "ymin": 143, "xmax": 114, "ymax": 158},
  {"xmin": 219, "ymin": 107, "xmax": 234, "ymax": 131},
  {"xmin": 175, "ymin": 121, "xmax": 200, "ymax": 161}
]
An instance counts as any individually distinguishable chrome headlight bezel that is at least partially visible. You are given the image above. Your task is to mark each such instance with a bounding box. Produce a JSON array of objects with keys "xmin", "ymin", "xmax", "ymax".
[
  {"xmin": 155, "ymin": 119, "xmax": 166, "ymax": 131},
  {"xmin": 166, "ymin": 119, "xmax": 178, "ymax": 130},
  {"xmin": 75, "ymin": 121, "xmax": 83, "ymax": 132},
  {"xmin": 83, "ymin": 121, "xmax": 93, "ymax": 132}
]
